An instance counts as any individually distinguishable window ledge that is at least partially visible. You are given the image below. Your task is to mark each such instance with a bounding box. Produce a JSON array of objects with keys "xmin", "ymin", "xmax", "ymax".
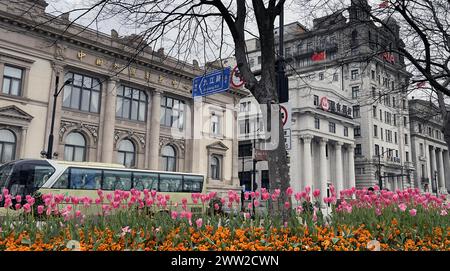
[{"xmin": 0, "ymin": 93, "xmax": 30, "ymax": 105}]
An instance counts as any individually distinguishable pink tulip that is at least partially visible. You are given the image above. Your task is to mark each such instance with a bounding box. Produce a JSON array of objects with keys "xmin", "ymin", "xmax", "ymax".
[
  {"xmin": 2, "ymin": 188, "xmax": 8, "ymax": 196},
  {"xmin": 171, "ymin": 211, "xmax": 178, "ymax": 220},
  {"xmin": 75, "ymin": 210, "xmax": 82, "ymax": 218},
  {"xmin": 286, "ymin": 187, "xmax": 293, "ymax": 197},
  {"xmin": 15, "ymin": 203, "xmax": 21, "ymax": 210},
  {"xmin": 305, "ymin": 186, "xmax": 311, "ymax": 194},
  {"xmin": 294, "ymin": 192, "xmax": 301, "ymax": 201},
  {"xmin": 15, "ymin": 195, "xmax": 22, "ymax": 203},
  {"xmin": 186, "ymin": 212, "xmax": 192, "ymax": 220},
  {"xmin": 284, "ymin": 201, "xmax": 290, "ymax": 209},
  {"xmin": 440, "ymin": 209, "xmax": 447, "ymax": 216},
  {"xmin": 398, "ymin": 203, "xmax": 407, "ymax": 212},
  {"xmin": 313, "ymin": 189, "xmax": 320, "ymax": 198},
  {"xmin": 195, "ymin": 218, "xmax": 203, "ymax": 228},
  {"xmin": 247, "ymin": 202, "xmax": 253, "ymax": 210},
  {"xmin": 37, "ymin": 205, "xmax": 44, "ymax": 215},
  {"xmin": 409, "ymin": 209, "xmax": 417, "ymax": 216},
  {"xmin": 23, "ymin": 203, "xmax": 31, "ymax": 213},
  {"xmin": 46, "ymin": 207, "xmax": 52, "ymax": 216},
  {"xmin": 244, "ymin": 191, "xmax": 250, "ymax": 200},
  {"xmin": 271, "ymin": 194, "xmax": 277, "ymax": 201},
  {"xmin": 254, "ymin": 200, "xmax": 260, "ymax": 207},
  {"xmin": 214, "ymin": 203, "xmax": 220, "ymax": 210},
  {"xmin": 244, "ymin": 212, "xmax": 251, "ymax": 219},
  {"xmin": 274, "ymin": 189, "xmax": 281, "ymax": 195}
]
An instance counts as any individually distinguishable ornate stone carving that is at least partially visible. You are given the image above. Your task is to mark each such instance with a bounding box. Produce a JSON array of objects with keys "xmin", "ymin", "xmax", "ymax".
[
  {"xmin": 59, "ymin": 120, "xmax": 98, "ymax": 143},
  {"xmin": 114, "ymin": 129, "xmax": 146, "ymax": 149},
  {"xmin": 54, "ymin": 42, "xmax": 66, "ymax": 61},
  {"xmin": 159, "ymin": 136, "xmax": 185, "ymax": 158}
]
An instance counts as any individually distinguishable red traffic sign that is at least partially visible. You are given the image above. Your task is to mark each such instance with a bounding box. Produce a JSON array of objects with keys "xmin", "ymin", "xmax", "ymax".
[
  {"xmin": 320, "ymin": 97, "xmax": 329, "ymax": 111},
  {"xmin": 231, "ymin": 65, "xmax": 245, "ymax": 88},
  {"xmin": 280, "ymin": 105, "xmax": 288, "ymax": 126}
]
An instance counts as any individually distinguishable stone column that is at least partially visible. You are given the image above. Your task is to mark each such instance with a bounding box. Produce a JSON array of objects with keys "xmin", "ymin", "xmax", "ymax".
[
  {"xmin": 290, "ymin": 135, "xmax": 300, "ymax": 192},
  {"xmin": 335, "ymin": 141, "xmax": 344, "ymax": 198},
  {"xmin": 20, "ymin": 127, "xmax": 28, "ymax": 158},
  {"xmin": 319, "ymin": 138, "xmax": 328, "ymax": 206},
  {"xmin": 148, "ymin": 90, "xmax": 162, "ymax": 170},
  {"xmin": 101, "ymin": 77, "xmax": 118, "ymax": 163},
  {"xmin": 144, "ymin": 92, "xmax": 153, "ymax": 168},
  {"xmin": 302, "ymin": 135, "xmax": 313, "ymax": 195},
  {"xmin": 347, "ymin": 144, "xmax": 356, "ymax": 190},
  {"xmin": 437, "ymin": 149, "xmax": 447, "ymax": 194},
  {"xmin": 231, "ymin": 105, "xmax": 240, "ymax": 187},
  {"xmin": 430, "ymin": 146, "xmax": 436, "ymax": 192},
  {"xmin": 45, "ymin": 63, "xmax": 64, "ymax": 158},
  {"xmin": 444, "ymin": 150, "xmax": 450, "ymax": 193}
]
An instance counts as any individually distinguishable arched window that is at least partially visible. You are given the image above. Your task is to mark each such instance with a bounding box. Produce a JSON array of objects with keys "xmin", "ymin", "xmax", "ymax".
[
  {"xmin": 0, "ymin": 129, "xmax": 16, "ymax": 163},
  {"xmin": 117, "ymin": 139, "xmax": 135, "ymax": 168},
  {"xmin": 64, "ymin": 132, "xmax": 86, "ymax": 162},
  {"xmin": 162, "ymin": 145, "xmax": 176, "ymax": 171},
  {"xmin": 210, "ymin": 155, "xmax": 221, "ymax": 180}
]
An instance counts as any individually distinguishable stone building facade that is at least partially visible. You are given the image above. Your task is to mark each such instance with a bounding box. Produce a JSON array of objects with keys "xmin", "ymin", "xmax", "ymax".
[
  {"xmin": 0, "ymin": 0, "xmax": 244, "ymax": 196},
  {"xmin": 242, "ymin": 0, "xmax": 414, "ymax": 195},
  {"xmin": 409, "ymin": 99, "xmax": 449, "ymax": 194}
]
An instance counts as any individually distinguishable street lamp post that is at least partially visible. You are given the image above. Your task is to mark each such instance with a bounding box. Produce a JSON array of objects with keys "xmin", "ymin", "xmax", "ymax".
[{"xmin": 44, "ymin": 75, "xmax": 73, "ymax": 159}]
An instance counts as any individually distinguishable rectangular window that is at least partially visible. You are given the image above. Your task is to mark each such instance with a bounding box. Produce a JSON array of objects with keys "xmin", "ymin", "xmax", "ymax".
[
  {"xmin": 351, "ymin": 69, "xmax": 359, "ymax": 80},
  {"xmin": 333, "ymin": 73, "xmax": 339, "ymax": 81},
  {"xmin": 329, "ymin": 122, "xmax": 336, "ymax": 133},
  {"xmin": 2, "ymin": 65, "xmax": 23, "ymax": 96},
  {"xmin": 319, "ymin": 72, "xmax": 324, "ymax": 80},
  {"xmin": 315, "ymin": 117, "xmax": 320, "ymax": 129},
  {"xmin": 102, "ymin": 170, "xmax": 132, "ymax": 191},
  {"xmin": 371, "ymin": 70, "xmax": 375, "ymax": 80},
  {"xmin": 161, "ymin": 96, "xmax": 185, "ymax": 129},
  {"xmin": 372, "ymin": 87, "xmax": 376, "ymax": 99},
  {"xmin": 238, "ymin": 144, "xmax": 252, "ymax": 157},
  {"xmin": 257, "ymin": 56, "xmax": 261, "ymax": 64},
  {"xmin": 381, "ymin": 128, "xmax": 384, "ymax": 140},
  {"xmin": 133, "ymin": 172, "xmax": 159, "ymax": 191},
  {"xmin": 329, "ymin": 100, "xmax": 336, "ymax": 112},
  {"xmin": 404, "ymin": 134, "xmax": 408, "ymax": 145},
  {"xmin": 353, "ymin": 105, "xmax": 360, "ymax": 118},
  {"xmin": 344, "ymin": 127, "xmax": 348, "ymax": 137},
  {"xmin": 395, "ymin": 132, "xmax": 398, "ymax": 144},
  {"xmin": 375, "ymin": 144, "xmax": 380, "ymax": 156},
  {"xmin": 374, "ymin": 125, "xmax": 378, "ymax": 137},
  {"xmin": 373, "ymin": 106, "xmax": 377, "ymax": 118},
  {"xmin": 428, "ymin": 127, "xmax": 432, "ymax": 136},
  {"xmin": 355, "ymin": 144, "xmax": 362, "ymax": 155},
  {"xmin": 354, "ymin": 126, "xmax": 361, "ymax": 137},
  {"xmin": 352, "ymin": 86, "xmax": 359, "ymax": 99},
  {"xmin": 418, "ymin": 124, "xmax": 422, "ymax": 133},
  {"xmin": 393, "ymin": 114, "xmax": 396, "ymax": 126},
  {"xmin": 392, "ymin": 97, "xmax": 396, "ymax": 107},
  {"xmin": 402, "ymin": 99, "xmax": 406, "ymax": 110},
  {"xmin": 239, "ymin": 119, "xmax": 250, "ymax": 134},
  {"xmin": 420, "ymin": 143, "xmax": 424, "ymax": 156},
  {"xmin": 63, "ymin": 72, "xmax": 101, "ymax": 113},
  {"xmin": 116, "ymin": 86, "xmax": 147, "ymax": 121},
  {"xmin": 66, "ymin": 168, "xmax": 101, "ymax": 190},
  {"xmin": 405, "ymin": 151, "xmax": 409, "ymax": 162},
  {"xmin": 159, "ymin": 173, "xmax": 182, "ymax": 192},
  {"xmin": 313, "ymin": 95, "xmax": 319, "ymax": 106},
  {"xmin": 404, "ymin": 116, "xmax": 407, "ymax": 127},
  {"xmin": 379, "ymin": 109, "xmax": 382, "ymax": 121},
  {"xmin": 211, "ymin": 114, "xmax": 221, "ymax": 135}
]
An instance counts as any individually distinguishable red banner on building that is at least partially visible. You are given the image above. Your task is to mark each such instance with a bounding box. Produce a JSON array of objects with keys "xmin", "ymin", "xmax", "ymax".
[{"xmin": 311, "ymin": 51, "xmax": 326, "ymax": 62}]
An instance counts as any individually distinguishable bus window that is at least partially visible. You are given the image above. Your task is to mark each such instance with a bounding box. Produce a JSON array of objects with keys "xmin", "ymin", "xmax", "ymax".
[
  {"xmin": 133, "ymin": 172, "xmax": 158, "ymax": 191},
  {"xmin": 159, "ymin": 173, "xmax": 182, "ymax": 192},
  {"xmin": 103, "ymin": 170, "xmax": 132, "ymax": 191},
  {"xmin": 0, "ymin": 163, "xmax": 13, "ymax": 191},
  {"xmin": 69, "ymin": 168, "xmax": 102, "ymax": 190},
  {"xmin": 10, "ymin": 161, "xmax": 55, "ymax": 196},
  {"xmin": 183, "ymin": 175, "xmax": 203, "ymax": 193},
  {"xmin": 53, "ymin": 169, "xmax": 69, "ymax": 189}
]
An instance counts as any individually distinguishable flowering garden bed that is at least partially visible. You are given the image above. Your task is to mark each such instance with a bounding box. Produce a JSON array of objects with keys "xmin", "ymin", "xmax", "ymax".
[{"xmin": 0, "ymin": 186, "xmax": 449, "ymax": 251}]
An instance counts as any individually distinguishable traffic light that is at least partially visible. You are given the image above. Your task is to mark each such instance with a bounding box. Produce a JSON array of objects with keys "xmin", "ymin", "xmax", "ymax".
[{"xmin": 275, "ymin": 59, "xmax": 289, "ymax": 103}]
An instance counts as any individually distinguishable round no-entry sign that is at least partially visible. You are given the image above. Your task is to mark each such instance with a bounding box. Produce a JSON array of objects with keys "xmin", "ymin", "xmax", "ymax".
[
  {"xmin": 231, "ymin": 65, "xmax": 245, "ymax": 88},
  {"xmin": 320, "ymin": 96, "xmax": 329, "ymax": 111},
  {"xmin": 280, "ymin": 105, "xmax": 288, "ymax": 126}
]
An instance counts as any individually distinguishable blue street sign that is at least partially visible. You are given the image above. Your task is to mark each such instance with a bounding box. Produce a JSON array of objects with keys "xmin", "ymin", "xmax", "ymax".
[{"xmin": 192, "ymin": 67, "xmax": 231, "ymax": 97}]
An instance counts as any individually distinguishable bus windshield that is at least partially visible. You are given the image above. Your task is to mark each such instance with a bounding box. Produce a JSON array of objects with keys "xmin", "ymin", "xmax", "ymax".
[
  {"xmin": 0, "ymin": 163, "xmax": 14, "ymax": 191},
  {"xmin": 5, "ymin": 161, "xmax": 55, "ymax": 196}
]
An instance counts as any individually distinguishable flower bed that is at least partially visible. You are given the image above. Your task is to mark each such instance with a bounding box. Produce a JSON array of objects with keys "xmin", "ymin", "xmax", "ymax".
[{"xmin": 0, "ymin": 186, "xmax": 449, "ymax": 251}]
